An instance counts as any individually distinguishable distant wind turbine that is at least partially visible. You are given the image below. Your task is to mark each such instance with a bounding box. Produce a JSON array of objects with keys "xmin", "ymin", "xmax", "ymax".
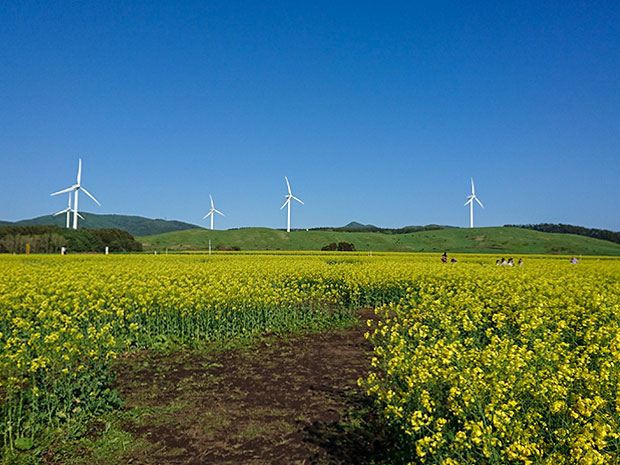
[
  {"xmin": 50, "ymin": 158, "xmax": 101, "ymax": 229},
  {"xmin": 203, "ymin": 194, "xmax": 224, "ymax": 230},
  {"xmin": 464, "ymin": 177, "xmax": 484, "ymax": 228},
  {"xmin": 52, "ymin": 192, "xmax": 83, "ymax": 228},
  {"xmin": 280, "ymin": 176, "xmax": 304, "ymax": 233}
]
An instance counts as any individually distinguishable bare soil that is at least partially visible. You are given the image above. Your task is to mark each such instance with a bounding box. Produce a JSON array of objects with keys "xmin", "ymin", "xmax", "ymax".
[{"xmin": 107, "ymin": 309, "xmax": 389, "ymax": 465}]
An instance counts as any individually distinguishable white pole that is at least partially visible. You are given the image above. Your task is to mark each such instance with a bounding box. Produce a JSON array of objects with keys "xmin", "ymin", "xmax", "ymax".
[
  {"xmin": 211, "ymin": 214, "xmax": 214, "ymax": 230},
  {"xmin": 105, "ymin": 246, "xmax": 109, "ymax": 255},
  {"xmin": 73, "ymin": 190, "xmax": 79, "ymax": 229},
  {"xmin": 66, "ymin": 194, "xmax": 71, "ymax": 228},
  {"xmin": 208, "ymin": 239, "xmax": 211, "ymax": 255},
  {"xmin": 470, "ymin": 200, "xmax": 474, "ymax": 228},
  {"xmin": 287, "ymin": 201, "xmax": 291, "ymax": 232}
]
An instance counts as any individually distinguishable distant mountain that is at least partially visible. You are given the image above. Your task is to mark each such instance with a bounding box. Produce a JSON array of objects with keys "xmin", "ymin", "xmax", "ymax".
[
  {"xmin": 343, "ymin": 221, "xmax": 378, "ymax": 230},
  {"xmin": 2, "ymin": 213, "xmax": 203, "ymax": 236}
]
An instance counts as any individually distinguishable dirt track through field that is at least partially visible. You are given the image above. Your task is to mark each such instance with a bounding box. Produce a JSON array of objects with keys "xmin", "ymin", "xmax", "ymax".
[{"xmin": 111, "ymin": 309, "xmax": 388, "ymax": 465}]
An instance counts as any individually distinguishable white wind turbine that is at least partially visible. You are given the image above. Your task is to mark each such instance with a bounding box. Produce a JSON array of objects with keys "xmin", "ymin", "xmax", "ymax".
[
  {"xmin": 464, "ymin": 177, "xmax": 484, "ymax": 228},
  {"xmin": 280, "ymin": 176, "xmax": 304, "ymax": 233},
  {"xmin": 50, "ymin": 158, "xmax": 101, "ymax": 229},
  {"xmin": 203, "ymin": 194, "xmax": 224, "ymax": 230},
  {"xmin": 52, "ymin": 192, "xmax": 83, "ymax": 228}
]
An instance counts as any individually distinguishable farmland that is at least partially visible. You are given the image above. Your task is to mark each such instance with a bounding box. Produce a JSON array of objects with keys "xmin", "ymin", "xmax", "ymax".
[{"xmin": 1, "ymin": 253, "xmax": 620, "ymax": 463}]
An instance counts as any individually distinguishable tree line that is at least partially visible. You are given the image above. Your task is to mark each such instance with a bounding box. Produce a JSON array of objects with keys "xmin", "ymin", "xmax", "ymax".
[
  {"xmin": 310, "ymin": 225, "xmax": 445, "ymax": 234},
  {"xmin": 504, "ymin": 223, "xmax": 620, "ymax": 245},
  {"xmin": 0, "ymin": 225, "xmax": 143, "ymax": 253}
]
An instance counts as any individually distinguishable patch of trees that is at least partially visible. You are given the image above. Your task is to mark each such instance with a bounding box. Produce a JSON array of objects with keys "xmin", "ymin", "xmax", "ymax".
[
  {"xmin": 0, "ymin": 225, "xmax": 143, "ymax": 253},
  {"xmin": 504, "ymin": 223, "xmax": 620, "ymax": 245},
  {"xmin": 321, "ymin": 241, "xmax": 356, "ymax": 251}
]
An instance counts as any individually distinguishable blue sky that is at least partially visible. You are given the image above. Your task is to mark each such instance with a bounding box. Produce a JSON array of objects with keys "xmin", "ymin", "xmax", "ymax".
[{"xmin": 1, "ymin": 1, "xmax": 619, "ymax": 230}]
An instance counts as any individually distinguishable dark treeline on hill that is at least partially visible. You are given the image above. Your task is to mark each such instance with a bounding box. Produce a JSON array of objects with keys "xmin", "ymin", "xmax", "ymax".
[
  {"xmin": 0, "ymin": 225, "xmax": 142, "ymax": 253},
  {"xmin": 505, "ymin": 223, "xmax": 620, "ymax": 245},
  {"xmin": 321, "ymin": 241, "xmax": 356, "ymax": 251},
  {"xmin": 310, "ymin": 222, "xmax": 448, "ymax": 234}
]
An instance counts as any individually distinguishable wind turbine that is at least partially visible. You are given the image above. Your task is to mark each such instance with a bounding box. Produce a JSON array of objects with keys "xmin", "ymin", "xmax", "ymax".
[
  {"xmin": 50, "ymin": 158, "xmax": 101, "ymax": 229},
  {"xmin": 464, "ymin": 177, "xmax": 484, "ymax": 228},
  {"xmin": 52, "ymin": 192, "xmax": 83, "ymax": 228},
  {"xmin": 203, "ymin": 194, "xmax": 224, "ymax": 230},
  {"xmin": 280, "ymin": 176, "xmax": 304, "ymax": 233}
]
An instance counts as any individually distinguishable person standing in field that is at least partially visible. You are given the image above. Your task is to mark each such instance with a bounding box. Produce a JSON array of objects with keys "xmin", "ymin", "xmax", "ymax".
[{"xmin": 441, "ymin": 252, "xmax": 447, "ymax": 264}]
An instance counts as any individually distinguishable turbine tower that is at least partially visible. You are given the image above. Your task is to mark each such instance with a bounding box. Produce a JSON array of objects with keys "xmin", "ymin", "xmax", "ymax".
[
  {"xmin": 50, "ymin": 158, "xmax": 101, "ymax": 229},
  {"xmin": 280, "ymin": 176, "xmax": 304, "ymax": 233},
  {"xmin": 464, "ymin": 177, "xmax": 484, "ymax": 228},
  {"xmin": 203, "ymin": 194, "xmax": 225, "ymax": 230},
  {"xmin": 52, "ymin": 192, "xmax": 83, "ymax": 228}
]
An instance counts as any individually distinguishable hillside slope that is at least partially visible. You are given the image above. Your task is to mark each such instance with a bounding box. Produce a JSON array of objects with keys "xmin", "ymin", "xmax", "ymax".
[
  {"xmin": 137, "ymin": 227, "xmax": 620, "ymax": 255},
  {"xmin": 6, "ymin": 213, "xmax": 203, "ymax": 236}
]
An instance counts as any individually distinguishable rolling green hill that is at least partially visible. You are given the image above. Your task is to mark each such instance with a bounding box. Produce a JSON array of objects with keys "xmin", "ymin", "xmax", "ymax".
[
  {"xmin": 137, "ymin": 227, "xmax": 620, "ymax": 255},
  {"xmin": 4, "ymin": 213, "xmax": 203, "ymax": 236}
]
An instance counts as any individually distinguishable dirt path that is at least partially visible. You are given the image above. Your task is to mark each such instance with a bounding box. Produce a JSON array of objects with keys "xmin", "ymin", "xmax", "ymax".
[{"xmin": 111, "ymin": 309, "xmax": 388, "ymax": 465}]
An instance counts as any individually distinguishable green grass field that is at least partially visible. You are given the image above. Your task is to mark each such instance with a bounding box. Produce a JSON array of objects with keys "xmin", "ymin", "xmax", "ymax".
[{"xmin": 137, "ymin": 226, "xmax": 620, "ymax": 255}]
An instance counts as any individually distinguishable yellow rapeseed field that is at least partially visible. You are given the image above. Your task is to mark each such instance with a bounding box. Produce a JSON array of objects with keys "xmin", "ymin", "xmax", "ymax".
[
  {"xmin": 362, "ymin": 257, "xmax": 620, "ymax": 464},
  {"xmin": 1, "ymin": 252, "xmax": 619, "ymax": 463}
]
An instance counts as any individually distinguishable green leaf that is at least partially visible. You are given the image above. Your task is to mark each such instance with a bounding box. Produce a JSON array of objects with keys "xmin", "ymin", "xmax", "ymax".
[{"xmin": 14, "ymin": 437, "xmax": 35, "ymax": 451}]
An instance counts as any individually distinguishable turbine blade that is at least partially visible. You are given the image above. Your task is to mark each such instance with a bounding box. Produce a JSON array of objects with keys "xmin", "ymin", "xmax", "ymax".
[
  {"xmin": 292, "ymin": 196, "xmax": 304, "ymax": 205},
  {"xmin": 280, "ymin": 199, "xmax": 289, "ymax": 210},
  {"xmin": 77, "ymin": 158, "xmax": 82, "ymax": 184},
  {"xmin": 53, "ymin": 208, "xmax": 69, "ymax": 216},
  {"xmin": 214, "ymin": 209, "xmax": 225, "ymax": 216},
  {"xmin": 80, "ymin": 187, "xmax": 101, "ymax": 206},
  {"xmin": 475, "ymin": 197, "xmax": 484, "ymax": 208},
  {"xmin": 210, "ymin": 194, "xmax": 214, "ymax": 209},
  {"xmin": 471, "ymin": 177, "xmax": 475, "ymax": 195},
  {"xmin": 51, "ymin": 186, "xmax": 74, "ymax": 196},
  {"xmin": 285, "ymin": 176, "xmax": 291, "ymax": 194},
  {"xmin": 464, "ymin": 199, "xmax": 473, "ymax": 206},
  {"xmin": 203, "ymin": 211, "xmax": 213, "ymax": 219},
  {"xmin": 76, "ymin": 211, "xmax": 85, "ymax": 220}
]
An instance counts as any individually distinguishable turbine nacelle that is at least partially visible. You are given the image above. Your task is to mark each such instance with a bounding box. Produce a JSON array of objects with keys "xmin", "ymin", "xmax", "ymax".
[
  {"xmin": 54, "ymin": 209, "xmax": 83, "ymax": 220},
  {"xmin": 203, "ymin": 209, "xmax": 225, "ymax": 218}
]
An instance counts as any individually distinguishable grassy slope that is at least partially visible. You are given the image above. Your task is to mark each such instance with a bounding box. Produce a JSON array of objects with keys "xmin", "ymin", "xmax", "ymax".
[{"xmin": 137, "ymin": 227, "xmax": 620, "ymax": 255}]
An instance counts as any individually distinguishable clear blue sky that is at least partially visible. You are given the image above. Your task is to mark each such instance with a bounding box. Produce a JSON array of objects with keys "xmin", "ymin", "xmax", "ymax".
[{"xmin": 1, "ymin": 1, "xmax": 619, "ymax": 230}]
